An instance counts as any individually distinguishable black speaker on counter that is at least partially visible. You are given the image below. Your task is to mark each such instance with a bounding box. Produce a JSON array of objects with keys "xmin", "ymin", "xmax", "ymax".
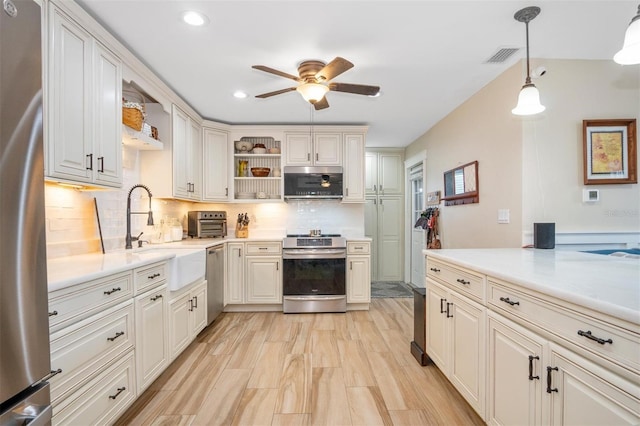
[{"xmin": 534, "ymin": 223, "xmax": 555, "ymax": 249}]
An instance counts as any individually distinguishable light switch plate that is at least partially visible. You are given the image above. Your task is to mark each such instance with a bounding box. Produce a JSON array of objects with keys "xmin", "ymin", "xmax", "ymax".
[
  {"xmin": 498, "ymin": 209, "xmax": 510, "ymax": 224},
  {"xmin": 583, "ymin": 189, "xmax": 599, "ymax": 202}
]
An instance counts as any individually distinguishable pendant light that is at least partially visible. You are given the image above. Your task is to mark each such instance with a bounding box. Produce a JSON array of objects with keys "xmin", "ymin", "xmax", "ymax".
[
  {"xmin": 512, "ymin": 6, "xmax": 545, "ymax": 116},
  {"xmin": 614, "ymin": 5, "xmax": 640, "ymax": 65}
]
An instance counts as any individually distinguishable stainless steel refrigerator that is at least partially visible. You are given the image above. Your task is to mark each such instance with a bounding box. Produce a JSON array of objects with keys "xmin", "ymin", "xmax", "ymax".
[{"xmin": 1, "ymin": 0, "xmax": 53, "ymax": 424}]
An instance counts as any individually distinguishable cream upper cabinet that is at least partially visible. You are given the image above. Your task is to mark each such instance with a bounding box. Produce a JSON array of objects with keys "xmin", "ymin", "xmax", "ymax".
[
  {"xmin": 366, "ymin": 150, "xmax": 404, "ymax": 195},
  {"xmin": 46, "ymin": 5, "xmax": 122, "ymax": 188},
  {"xmin": 172, "ymin": 105, "xmax": 202, "ymax": 200},
  {"xmin": 342, "ymin": 134, "xmax": 365, "ymax": 202},
  {"xmin": 284, "ymin": 132, "xmax": 342, "ymax": 166},
  {"xmin": 202, "ymin": 127, "xmax": 229, "ymax": 202}
]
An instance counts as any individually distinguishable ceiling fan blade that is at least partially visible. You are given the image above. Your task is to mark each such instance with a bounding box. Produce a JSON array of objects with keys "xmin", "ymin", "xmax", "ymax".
[
  {"xmin": 252, "ymin": 65, "xmax": 300, "ymax": 81},
  {"xmin": 315, "ymin": 57, "xmax": 354, "ymax": 82},
  {"xmin": 255, "ymin": 87, "xmax": 297, "ymax": 98},
  {"xmin": 329, "ymin": 82, "xmax": 380, "ymax": 96},
  {"xmin": 313, "ymin": 97, "xmax": 330, "ymax": 110}
]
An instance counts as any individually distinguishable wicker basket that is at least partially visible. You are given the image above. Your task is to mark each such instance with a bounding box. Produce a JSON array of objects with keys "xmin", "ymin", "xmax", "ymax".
[{"xmin": 122, "ymin": 90, "xmax": 145, "ymax": 131}]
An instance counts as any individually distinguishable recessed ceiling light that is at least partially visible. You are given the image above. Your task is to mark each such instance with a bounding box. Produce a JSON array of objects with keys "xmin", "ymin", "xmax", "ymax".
[
  {"xmin": 233, "ymin": 91, "xmax": 248, "ymax": 99},
  {"xmin": 182, "ymin": 11, "xmax": 208, "ymax": 26}
]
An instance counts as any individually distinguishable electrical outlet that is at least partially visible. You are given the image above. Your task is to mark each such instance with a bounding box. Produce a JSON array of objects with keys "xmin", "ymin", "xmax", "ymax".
[{"xmin": 583, "ymin": 189, "xmax": 599, "ymax": 202}]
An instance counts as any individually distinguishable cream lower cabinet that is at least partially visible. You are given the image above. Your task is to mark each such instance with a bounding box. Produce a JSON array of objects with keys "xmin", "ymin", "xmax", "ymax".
[
  {"xmin": 425, "ymin": 278, "xmax": 486, "ymax": 417},
  {"xmin": 487, "ymin": 311, "xmax": 545, "ymax": 426},
  {"xmin": 226, "ymin": 242, "xmax": 282, "ymax": 306},
  {"xmin": 346, "ymin": 241, "xmax": 371, "ymax": 304},
  {"xmin": 134, "ymin": 285, "xmax": 168, "ymax": 392},
  {"xmin": 168, "ymin": 280, "xmax": 207, "ymax": 360}
]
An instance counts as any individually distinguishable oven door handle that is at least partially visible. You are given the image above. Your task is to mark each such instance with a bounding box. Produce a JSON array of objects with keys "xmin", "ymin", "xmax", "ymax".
[
  {"xmin": 283, "ymin": 249, "xmax": 346, "ymax": 259},
  {"xmin": 284, "ymin": 296, "xmax": 346, "ymax": 301}
]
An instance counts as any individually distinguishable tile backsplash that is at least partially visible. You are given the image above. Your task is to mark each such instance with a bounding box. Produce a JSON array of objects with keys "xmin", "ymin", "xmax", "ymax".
[{"xmin": 45, "ymin": 147, "xmax": 365, "ymax": 258}]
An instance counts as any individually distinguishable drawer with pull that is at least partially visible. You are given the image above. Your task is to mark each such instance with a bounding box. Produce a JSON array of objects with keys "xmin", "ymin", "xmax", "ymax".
[
  {"xmin": 49, "ymin": 271, "xmax": 133, "ymax": 333},
  {"xmin": 426, "ymin": 258, "xmax": 485, "ymax": 302},
  {"xmin": 245, "ymin": 241, "xmax": 282, "ymax": 255},
  {"xmin": 49, "ymin": 301, "xmax": 134, "ymax": 404},
  {"xmin": 52, "ymin": 349, "xmax": 136, "ymax": 426},
  {"xmin": 134, "ymin": 261, "xmax": 167, "ymax": 294},
  {"xmin": 347, "ymin": 241, "xmax": 370, "ymax": 255},
  {"xmin": 488, "ymin": 279, "xmax": 640, "ymax": 373}
]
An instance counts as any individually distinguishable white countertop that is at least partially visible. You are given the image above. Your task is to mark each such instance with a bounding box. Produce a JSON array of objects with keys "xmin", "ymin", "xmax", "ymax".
[{"xmin": 424, "ymin": 248, "xmax": 640, "ymax": 325}]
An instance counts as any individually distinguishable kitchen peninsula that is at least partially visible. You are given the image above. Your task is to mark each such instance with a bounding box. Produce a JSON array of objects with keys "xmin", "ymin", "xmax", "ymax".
[{"xmin": 423, "ymin": 248, "xmax": 639, "ymax": 424}]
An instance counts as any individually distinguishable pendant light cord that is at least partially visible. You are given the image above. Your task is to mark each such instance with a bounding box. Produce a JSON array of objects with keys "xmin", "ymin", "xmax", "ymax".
[{"xmin": 525, "ymin": 20, "xmax": 531, "ymax": 84}]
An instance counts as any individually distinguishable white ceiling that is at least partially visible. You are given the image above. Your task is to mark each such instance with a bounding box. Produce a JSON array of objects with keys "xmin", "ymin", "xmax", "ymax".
[{"xmin": 78, "ymin": 1, "xmax": 636, "ymax": 148}]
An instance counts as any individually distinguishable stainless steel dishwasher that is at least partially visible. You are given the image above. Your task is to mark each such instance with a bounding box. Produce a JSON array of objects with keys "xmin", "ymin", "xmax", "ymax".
[{"xmin": 206, "ymin": 245, "xmax": 225, "ymax": 325}]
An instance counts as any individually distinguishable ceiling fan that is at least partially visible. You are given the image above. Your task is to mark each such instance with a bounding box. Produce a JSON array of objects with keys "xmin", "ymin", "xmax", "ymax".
[{"xmin": 252, "ymin": 57, "xmax": 380, "ymax": 110}]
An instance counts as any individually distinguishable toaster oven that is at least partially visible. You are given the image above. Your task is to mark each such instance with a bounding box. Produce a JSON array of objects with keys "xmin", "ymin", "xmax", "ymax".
[{"xmin": 187, "ymin": 211, "xmax": 227, "ymax": 238}]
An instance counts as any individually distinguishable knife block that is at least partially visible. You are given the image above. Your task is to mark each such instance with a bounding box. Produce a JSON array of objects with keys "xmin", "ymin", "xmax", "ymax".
[{"xmin": 236, "ymin": 224, "xmax": 248, "ymax": 238}]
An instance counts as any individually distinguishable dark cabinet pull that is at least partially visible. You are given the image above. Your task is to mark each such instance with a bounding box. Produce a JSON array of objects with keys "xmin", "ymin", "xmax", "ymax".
[
  {"xmin": 446, "ymin": 302, "xmax": 454, "ymax": 318},
  {"xmin": 193, "ymin": 296, "xmax": 198, "ymax": 308},
  {"xmin": 499, "ymin": 296, "xmax": 520, "ymax": 306},
  {"xmin": 97, "ymin": 156, "xmax": 104, "ymax": 173},
  {"xmin": 86, "ymin": 153, "xmax": 93, "ymax": 170},
  {"xmin": 49, "ymin": 311, "xmax": 58, "ymax": 317},
  {"xmin": 440, "ymin": 298, "xmax": 446, "ymax": 314},
  {"xmin": 42, "ymin": 368, "xmax": 63, "ymax": 381},
  {"xmin": 150, "ymin": 294, "xmax": 163, "ymax": 301},
  {"xmin": 430, "ymin": 267, "xmax": 440, "ymax": 272},
  {"xmin": 104, "ymin": 287, "xmax": 121, "ymax": 295},
  {"xmin": 148, "ymin": 272, "xmax": 161, "ymax": 279},
  {"xmin": 109, "ymin": 387, "xmax": 126, "ymax": 400},
  {"xmin": 456, "ymin": 278, "xmax": 470, "ymax": 285},
  {"xmin": 107, "ymin": 331, "xmax": 124, "ymax": 342},
  {"xmin": 189, "ymin": 299, "xmax": 194, "ymax": 312},
  {"xmin": 546, "ymin": 366, "xmax": 558, "ymax": 393},
  {"xmin": 528, "ymin": 355, "xmax": 540, "ymax": 380},
  {"xmin": 577, "ymin": 330, "xmax": 613, "ymax": 345}
]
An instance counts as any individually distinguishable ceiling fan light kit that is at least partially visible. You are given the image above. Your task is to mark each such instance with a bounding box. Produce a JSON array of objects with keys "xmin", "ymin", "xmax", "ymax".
[
  {"xmin": 512, "ymin": 6, "xmax": 546, "ymax": 116},
  {"xmin": 252, "ymin": 57, "xmax": 380, "ymax": 110},
  {"xmin": 296, "ymin": 83, "xmax": 329, "ymax": 103},
  {"xmin": 614, "ymin": 4, "xmax": 640, "ymax": 65}
]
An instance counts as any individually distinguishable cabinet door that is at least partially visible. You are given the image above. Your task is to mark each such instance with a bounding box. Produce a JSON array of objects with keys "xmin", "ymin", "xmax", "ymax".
[
  {"xmin": 548, "ymin": 344, "xmax": 640, "ymax": 426},
  {"xmin": 190, "ymin": 282, "xmax": 207, "ymax": 335},
  {"xmin": 226, "ymin": 243, "xmax": 244, "ymax": 304},
  {"xmin": 347, "ymin": 256, "xmax": 370, "ymax": 303},
  {"xmin": 343, "ymin": 134, "xmax": 365, "ymax": 202},
  {"xmin": 168, "ymin": 292, "xmax": 191, "ymax": 360},
  {"xmin": 188, "ymin": 120, "xmax": 202, "ymax": 199},
  {"xmin": 378, "ymin": 152, "xmax": 403, "ymax": 195},
  {"xmin": 203, "ymin": 127, "xmax": 229, "ymax": 201},
  {"xmin": 285, "ymin": 133, "xmax": 312, "ymax": 166},
  {"xmin": 487, "ymin": 313, "xmax": 545, "ymax": 426},
  {"xmin": 93, "ymin": 43, "xmax": 122, "ymax": 187},
  {"xmin": 449, "ymin": 292, "xmax": 485, "ymax": 418},
  {"xmin": 48, "ymin": 7, "xmax": 92, "ymax": 183},
  {"xmin": 246, "ymin": 256, "xmax": 282, "ymax": 304},
  {"xmin": 377, "ymin": 196, "xmax": 403, "ymax": 281},
  {"xmin": 364, "ymin": 197, "xmax": 378, "ymax": 281},
  {"xmin": 426, "ymin": 279, "xmax": 448, "ymax": 370},
  {"xmin": 172, "ymin": 105, "xmax": 190, "ymax": 198},
  {"xmin": 135, "ymin": 286, "xmax": 168, "ymax": 392},
  {"xmin": 314, "ymin": 133, "xmax": 342, "ymax": 165},
  {"xmin": 365, "ymin": 152, "xmax": 378, "ymax": 194}
]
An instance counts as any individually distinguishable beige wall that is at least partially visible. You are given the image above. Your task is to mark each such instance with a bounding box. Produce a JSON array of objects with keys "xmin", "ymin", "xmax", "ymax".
[
  {"xmin": 406, "ymin": 62, "xmax": 524, "ymax": 248},
  {"xmin": 405, "ymin": 59, "xmax": 640, "ymax": 248}
]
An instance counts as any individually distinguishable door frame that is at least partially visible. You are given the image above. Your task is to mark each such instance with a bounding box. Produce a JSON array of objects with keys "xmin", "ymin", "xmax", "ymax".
[{"xmin": 404, "ymin": 150, "xmax": 427, "ymax": 286}]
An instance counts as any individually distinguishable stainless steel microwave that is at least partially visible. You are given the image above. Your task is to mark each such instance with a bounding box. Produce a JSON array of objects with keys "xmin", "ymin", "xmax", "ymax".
[{"xmin": 283, "ymin": 166, "xmax": 343, "ymax": 200}]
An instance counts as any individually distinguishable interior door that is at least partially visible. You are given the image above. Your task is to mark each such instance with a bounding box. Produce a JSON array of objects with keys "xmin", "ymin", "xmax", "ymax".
[{"xmin": 409, "ymin": 162, "xmax": 425, "ymax": 286}]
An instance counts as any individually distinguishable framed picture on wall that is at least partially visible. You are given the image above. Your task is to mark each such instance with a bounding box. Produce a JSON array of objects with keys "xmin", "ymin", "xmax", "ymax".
[{"xmin": 583, "ymin": 118, "xmax": 637, "ymax": 185}]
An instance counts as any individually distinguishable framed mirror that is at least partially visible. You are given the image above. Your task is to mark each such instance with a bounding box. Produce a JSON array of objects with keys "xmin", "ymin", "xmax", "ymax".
[{"xmin": 442, "ymin": 160, "xmax": 479, "ymax": 206}]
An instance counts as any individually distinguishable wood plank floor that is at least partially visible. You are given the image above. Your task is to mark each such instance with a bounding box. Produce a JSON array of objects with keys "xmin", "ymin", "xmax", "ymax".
[{"xmin": 115, "ymin": 299, "xmax": 484, "ymax": 425}]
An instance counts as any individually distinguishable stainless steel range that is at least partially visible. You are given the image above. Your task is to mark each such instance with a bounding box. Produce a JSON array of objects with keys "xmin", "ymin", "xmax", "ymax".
[{"xmin": 282, "ymin": 233, "xmax": 347, "ymax": 313}]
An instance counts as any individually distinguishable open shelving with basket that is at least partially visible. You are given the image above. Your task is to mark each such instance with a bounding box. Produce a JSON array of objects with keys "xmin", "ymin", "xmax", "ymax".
[{"xmin": 233, "ymin": 136, "xmax": 281, "ymax": 201}]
